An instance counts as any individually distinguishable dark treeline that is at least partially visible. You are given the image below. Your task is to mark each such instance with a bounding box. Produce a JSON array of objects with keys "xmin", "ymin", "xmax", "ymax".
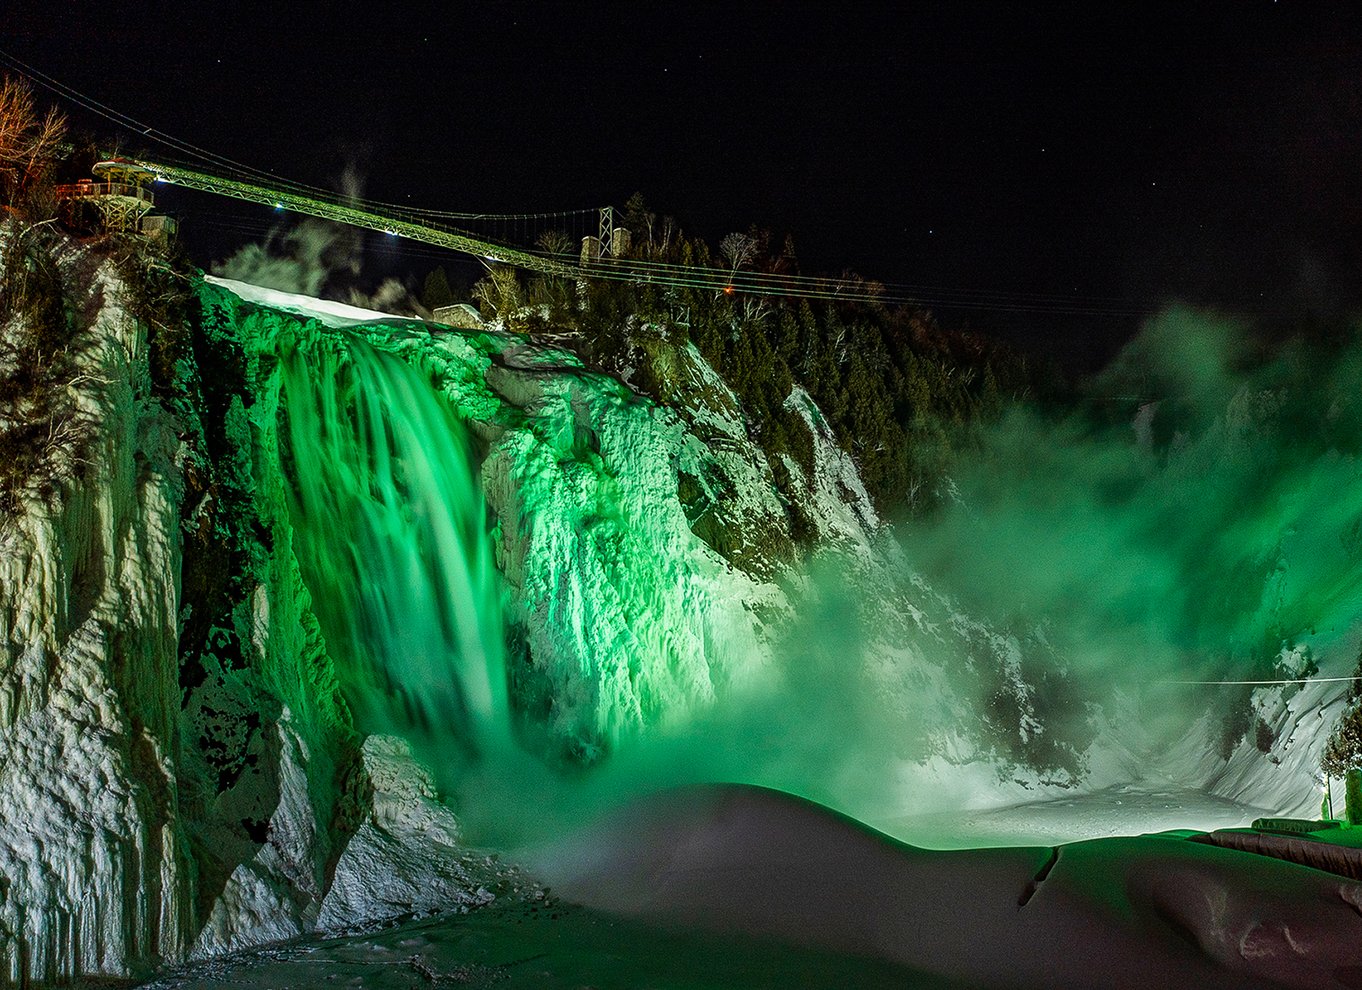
[{"xmin": 432, "ymin": 193, "xmax": 1057, "ymax": 520}]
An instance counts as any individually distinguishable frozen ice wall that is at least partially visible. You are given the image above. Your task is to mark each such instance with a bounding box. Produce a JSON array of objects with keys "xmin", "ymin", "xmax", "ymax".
[
  {"xmin": 0, "ymin": 245, "xmax": 192, "ymax": 983},
  {"xmin": 0, "ymin": 255, "xmax": 804, "ymax": 983},
  {"xmin": 3, "ymin": 243, "xmax": 1337, "ymax": 987}
]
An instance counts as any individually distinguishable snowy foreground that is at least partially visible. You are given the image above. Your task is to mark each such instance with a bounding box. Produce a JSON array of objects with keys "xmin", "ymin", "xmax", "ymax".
[
  {"xmin": 136, "ymin": 785, "xmax": 1361, "ymax": 990},
  {"xmin": 881, "ymin": 780, "xmax": 1277, "ymax": 849}
]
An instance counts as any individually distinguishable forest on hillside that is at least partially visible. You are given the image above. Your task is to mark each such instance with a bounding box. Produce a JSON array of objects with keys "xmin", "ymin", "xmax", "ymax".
[{"xmin": 424, "ymin": 193, "xmax": 1055, "ymax": 521}]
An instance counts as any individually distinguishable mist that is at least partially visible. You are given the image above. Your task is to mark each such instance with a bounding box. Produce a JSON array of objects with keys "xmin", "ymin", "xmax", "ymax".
[
  {"xmin": 448, "ymin": 306, "xmax": 1362, "ymax": 849},
  {"xmin": 258, "ymin": 290, "xmax": 1362, "ymax": 854},
  {"xmin": 899, "ymin": 306, "xmax": 1362, "ymax": 759},
  {"xmin": 212, "ymin": 216, "xmax": 362, "ymax": 297}
]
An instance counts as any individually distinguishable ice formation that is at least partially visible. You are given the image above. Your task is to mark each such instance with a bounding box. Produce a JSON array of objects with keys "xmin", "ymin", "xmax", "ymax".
[{"xmin": 0, "ymin": 246, "xmax": 1348, "ymax": 986}]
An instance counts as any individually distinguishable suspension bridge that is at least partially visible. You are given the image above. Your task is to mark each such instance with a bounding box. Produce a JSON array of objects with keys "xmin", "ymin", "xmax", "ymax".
[
  {"xmin": 2, "ymin": 42, "xmax": 1157, "ymax": 320},
  {"xmin": 134, "ymin": 155, "xmax": 591, "ymax": 280},
  {"xmin": 58, "ymin": 156, "xmax": 606, "ymax": 280},
  {"xmin": 57, "ymin": 155, "xmax": 1155, "ymax": 318}
]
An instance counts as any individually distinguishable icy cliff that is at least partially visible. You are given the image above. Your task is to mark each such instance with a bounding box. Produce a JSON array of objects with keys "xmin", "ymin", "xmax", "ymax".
[
  {"xmin": 0, "ymin": 239, "xmax": 1335, "ymax": 985},
  {"xmin": 0, "ymin": 247, "xmax": 831, "ymax": 982}
]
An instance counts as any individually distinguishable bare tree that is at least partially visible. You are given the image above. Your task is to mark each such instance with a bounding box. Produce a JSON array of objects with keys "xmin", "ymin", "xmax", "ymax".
[
  {"xmin": 740, "ymin": 295, "xmax": 772, "ymax": 325},
  {"xmin": 472, "ymin": 264, "xmax": 523, "ymax": 318},
  {"xmin": 530, "ymin": 230, "xmax": 574, "ymax": 311},
  {"xmin": 719, "ymin": 231, "xmax": 758, "ymax": 277},
  {"xmin": 0, "ymin": 75, "xmax": 67, "ymax": 205},
  {"xmin": 535, "ymin": 229, "xmax": 572, "ymax": 257}
]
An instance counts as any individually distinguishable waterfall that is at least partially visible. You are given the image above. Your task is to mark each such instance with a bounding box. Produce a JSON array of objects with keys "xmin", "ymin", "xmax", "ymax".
[{"xmin": 278, "ymin": 331, "xmax": 508, "ymax": 764}]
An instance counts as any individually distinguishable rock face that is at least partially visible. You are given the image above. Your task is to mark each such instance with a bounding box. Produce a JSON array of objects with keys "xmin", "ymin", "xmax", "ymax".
[
  {"xmin": 0, "ymin": 247, "xmax": 1321, "ymax": 985},
  {"xmin": 0, "ymin": 245, "xmax": 193, "ymax": 982},
  {"xmin": 0, "ymin": 253, "xmax": 862, "ymax": 983}
]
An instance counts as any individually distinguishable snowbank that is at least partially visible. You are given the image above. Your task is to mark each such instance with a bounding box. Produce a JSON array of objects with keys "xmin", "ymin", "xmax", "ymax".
[
  {"xmin": 534, "ymin": 784, "xmax": 1362, "ymax": 989},
  {"xmin": 204, "ymin": 275, "xmax": 403, "ymax": 328}
]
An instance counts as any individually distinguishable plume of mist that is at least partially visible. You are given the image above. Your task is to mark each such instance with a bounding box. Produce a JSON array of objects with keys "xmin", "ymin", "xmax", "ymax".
[
  {"xmin": 453, "ymin": 306, "xmax": 1362, "ymax": 847},
  {"xmin": 212, "ymin": 217, "xmax": 362, "ymax": 297},
  {"xmin": 345, "ymin": 277, "xmax": 429, "ymax": 318},
  {"xmin": 901, "ymin": 306, "xmax": 1362, "ymax": 736},
  {"xmin": 211, "ymin": 162, "xmax": 369, "ymax": 297},
  {"xmin": 453, "ymin": 544, "xmax": 1081, "ymax": 849}
]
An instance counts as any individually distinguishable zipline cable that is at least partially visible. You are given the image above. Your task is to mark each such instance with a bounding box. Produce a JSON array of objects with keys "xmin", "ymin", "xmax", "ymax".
[{"xmin": 1159, "ymin": 677, "xmax": 1362, "ymax": 686}]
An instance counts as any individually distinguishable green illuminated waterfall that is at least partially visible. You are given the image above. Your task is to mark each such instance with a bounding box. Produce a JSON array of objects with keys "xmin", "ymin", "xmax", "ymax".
[
  {"xmin": 243, "ymin": 291, "xmax": 1362, "ymax": 845},
  {"xmin": 278, "ymin": 331, "xmax": 509, "ymax": 763}
]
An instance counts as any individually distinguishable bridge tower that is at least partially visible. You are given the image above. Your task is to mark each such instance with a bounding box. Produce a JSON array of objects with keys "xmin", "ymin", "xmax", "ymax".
[
  {"xmin": 598, "ymin": 205, "xmax": 615, "ymax": 257},
  {"xmin": 583, "ymin": 206, "xmax": 629, "ymax": 265}
]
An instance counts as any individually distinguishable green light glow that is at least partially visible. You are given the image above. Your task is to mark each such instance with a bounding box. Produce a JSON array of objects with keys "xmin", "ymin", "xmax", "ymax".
[
  {"xmin": 909, "ymin": 308, "xmax": 1362, "ymax": 698},
  {"xmin": 222, "ymin": 286, "xmax": 1362, "ymax": 847},
  {"xmin": 278, "ymin": 329, "xmax": 510, "ymax": 767}
]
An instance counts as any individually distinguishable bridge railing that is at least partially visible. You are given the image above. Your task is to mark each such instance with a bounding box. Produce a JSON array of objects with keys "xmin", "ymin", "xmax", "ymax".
[{"xmin": 54, "ymin": 180, "xmax": 155, "ymax": 204}]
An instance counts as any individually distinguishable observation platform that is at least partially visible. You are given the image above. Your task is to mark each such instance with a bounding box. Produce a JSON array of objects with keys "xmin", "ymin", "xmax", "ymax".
[{"xmin": 55, "ymin": 160, "xmax": 158, "ymax": 232}]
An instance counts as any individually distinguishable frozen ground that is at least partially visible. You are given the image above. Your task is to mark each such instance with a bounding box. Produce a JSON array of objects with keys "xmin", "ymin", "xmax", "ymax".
[
  {"xmin": 136, "ymin": 784, "xmax": 1358, "ymax": 990},
  {"xmin": 877, "ymin": 780, "xmax": 1276, "ymax": 849},
  {"xmin": 137, "ymin": 899, "xmax": 954, "ymax": 990}
]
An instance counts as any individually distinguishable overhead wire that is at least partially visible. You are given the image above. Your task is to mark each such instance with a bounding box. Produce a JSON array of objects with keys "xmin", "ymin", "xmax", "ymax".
[
  {"xmin": 1160, "ymin": 677, "xmax": 1362, "ymax": 686},
  {"xmin": 184, "ymin": 209, "xmax": 1148, "ymax": 315},
  {"xmin": 0, "ymin": 49, "xmax": 601, "ymax": 225},
  {"xmin": 0, "ymin": 47, "xmax": 331, "ymax": 195},
  {"xmin": 524, "ymin": 247, "xmax": 1146, "ymax": 309},
  {"xmin": 566, "ymin": 266, "xmax": 1150, "ymax": 316},
  {"xmin": 522, "ymin": 248, "xmax": 1151, "ymax": 315},
  {"xmin": 0, "ymin": 50, "xmax": 1155, "ymax": 317}
]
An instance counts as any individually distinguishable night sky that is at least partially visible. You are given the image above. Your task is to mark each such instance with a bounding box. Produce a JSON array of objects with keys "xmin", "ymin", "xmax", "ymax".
[{"xmin": 5, "ymin": 1, "xmax": 1362, "ymax": 366}]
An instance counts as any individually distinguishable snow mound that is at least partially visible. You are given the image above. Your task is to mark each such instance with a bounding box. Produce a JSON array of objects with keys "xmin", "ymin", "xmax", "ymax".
[
  {"xmin": 534, "ymin": 784, "xmax": 1362, "ymax": 989},
  {"xmin": 204, "ymin": 276, "xmax": 409, "ymax": 328}
]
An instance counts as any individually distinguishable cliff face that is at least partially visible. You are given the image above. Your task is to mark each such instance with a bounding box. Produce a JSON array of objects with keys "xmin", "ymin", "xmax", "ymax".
[
  {"xmin": 0, "ymin": 244, "xmax": 191, "ymax": 981},
  {"xmin": 0, "ymin": 250, "xmax": 488, "ymax": 983},
  {"xmin": 0, "ymin": 245, "xmax": 798, "ymax": 981},
  {"xmin": 4, "ymin": 240, "xmax": 1284, "ymax": 985}
]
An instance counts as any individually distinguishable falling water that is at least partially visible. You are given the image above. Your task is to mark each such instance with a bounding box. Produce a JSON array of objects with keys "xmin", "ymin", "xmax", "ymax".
[
  {"xmin": 278, "ymin": 331, "xmax": 509, "ymax": 765},
  {"xmin": 265, "ymin": 307, "xmax": 1362, "ymax": 847}
]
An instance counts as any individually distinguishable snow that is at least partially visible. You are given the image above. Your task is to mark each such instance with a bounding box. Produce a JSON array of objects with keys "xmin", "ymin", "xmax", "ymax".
[
  {"xmin": 0, "ymin": 249, "xmax": 190, "ymax": 983},
  {"xmin": 203, "ymin": 276, "xmax": 407, "ymax": 328},
  {"xmin": 132, "ymin": 784, "xmax": 1362, "ymax": 989},
  {"xmin": 529, "ymin": 784, "xmax": 1362, "ymax": 989},
  {"xmin": 783, "ymin": 385, "xmax": 880, "ymax": 549},
  {"xmin": 316, "ymin": 735, "xmax": 494, "ymax": 931},
  {"xmin": 880, "ymin": 781, "xmax": 1275, "ymax": 849}
]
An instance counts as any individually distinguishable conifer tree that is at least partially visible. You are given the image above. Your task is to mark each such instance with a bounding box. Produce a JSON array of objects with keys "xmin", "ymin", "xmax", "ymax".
[{"xmin": 421, "ymin": 267, "xmax": 454, "ymax": 311}]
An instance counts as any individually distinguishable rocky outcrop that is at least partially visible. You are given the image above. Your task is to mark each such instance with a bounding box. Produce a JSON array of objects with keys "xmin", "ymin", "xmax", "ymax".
[{"xmin": 0, "ymin": 246, "xmax": 192, "ymax": 982}]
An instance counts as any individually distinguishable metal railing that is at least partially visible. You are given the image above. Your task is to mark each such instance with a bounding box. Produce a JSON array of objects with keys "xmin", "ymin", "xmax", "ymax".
[
  {"xmin": 53, "ymin": 180, "xmax": 155, "ymax": 204},
  {"xmin": 116, "ymin": 158, "xmax": 585, "ymax": 279}
]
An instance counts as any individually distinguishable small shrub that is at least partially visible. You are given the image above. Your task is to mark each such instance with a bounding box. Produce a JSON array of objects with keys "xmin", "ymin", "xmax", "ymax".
[{"xmin": 1254, "ymin": 718, "xmax": 1276, "ymax": 754}]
